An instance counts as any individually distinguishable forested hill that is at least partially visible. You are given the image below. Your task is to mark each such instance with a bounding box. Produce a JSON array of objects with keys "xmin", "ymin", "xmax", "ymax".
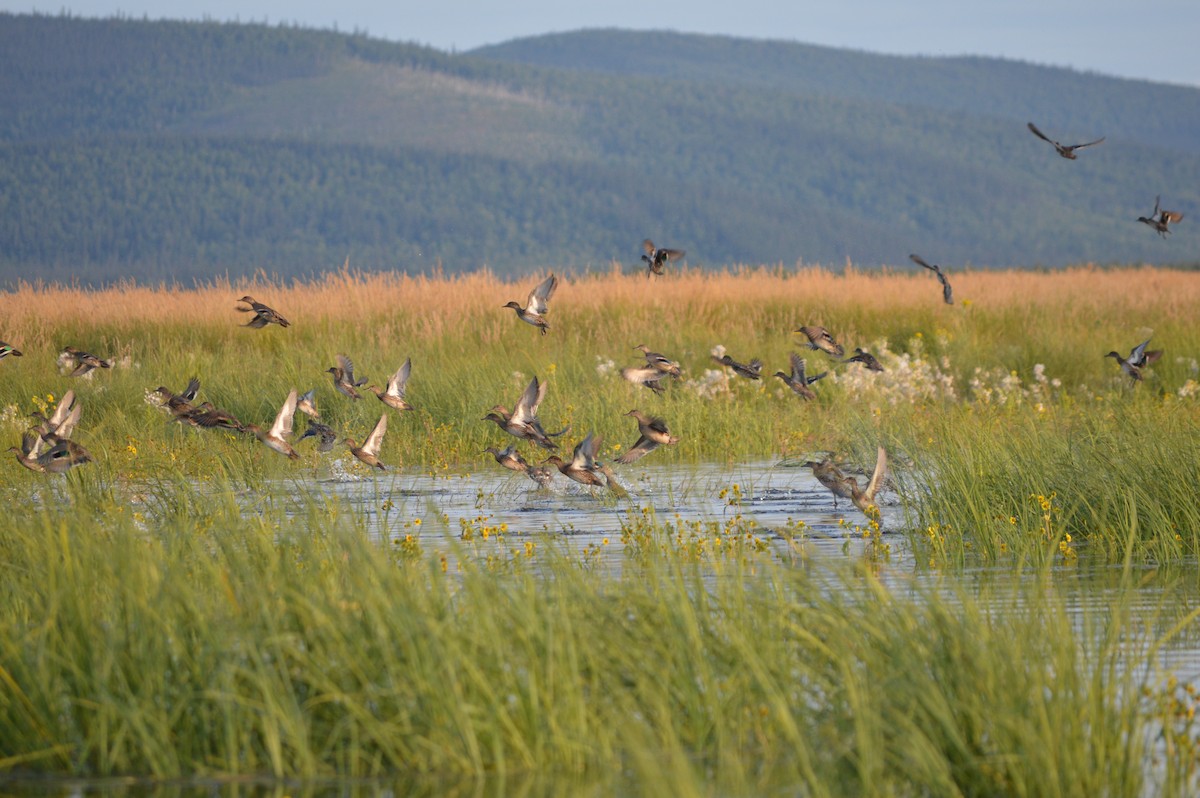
[{"xmin": 2, "ymin": 15, "xmax": 1198, "ymax": 286}]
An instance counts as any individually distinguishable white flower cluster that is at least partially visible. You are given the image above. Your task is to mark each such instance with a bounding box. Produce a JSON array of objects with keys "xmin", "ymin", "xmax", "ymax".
[
  {"xmin": 1179, "ymin": 380, "xmax": 1200, "ymax": 399},
  {"xmin": 685, "ymin": 368, "xmax": 735, "ymax": 400},
  {"xmin": 594, "ymin": 356, "xmax": 616, "ymax": 378},
  {"xmin": 0, "ymin": 404, "xmax": 21, "ymax": 427},
  {"xmin": 969, "ymin": 362, "xmax": 1061, "ymax": 408},
  {"xmin": 831, "ymin": 337, "xmax": 957, "ymax": 406}
]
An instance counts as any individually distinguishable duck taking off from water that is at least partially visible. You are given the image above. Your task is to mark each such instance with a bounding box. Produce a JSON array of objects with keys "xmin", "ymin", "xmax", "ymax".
[
  {"xmin": 805, "ymin": 447, "xmax": 888, "ymax": 517},
  {"xmin": 327, "ymin": 354, "xmax": 368, "ymax": 400},
  {"xmin": 482, "ymin": 376, "xmax": 568, "ymax": 450},
  {"xmin": 345, "ymin": 414, "xmax": 388, "ymax": 470},
  {"xmin": 1026, "ymin": 122, "xmax": 1105, "ymax": 160},
  {"xmin": 615, "ymin": 409, "xmax": 680, "ymax": 464},
  {"xmin": 368, "ymin": 357, "xmax": 414, "ymax": 412},
  {"xmin": 244, "ymin": 389, "xmax": 300, "ymax": 459},
  {"xmin": 504, "ymin": 274, "xmax": 558, "ymax": 335}
]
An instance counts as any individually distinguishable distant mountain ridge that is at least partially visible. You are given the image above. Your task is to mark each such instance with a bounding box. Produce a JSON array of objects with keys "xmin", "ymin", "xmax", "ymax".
[{"xmin": 1, "ymin": 14, "xmax": 1197, "ymax": 285}]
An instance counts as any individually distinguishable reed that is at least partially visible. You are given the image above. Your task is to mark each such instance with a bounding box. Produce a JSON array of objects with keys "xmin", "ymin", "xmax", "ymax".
[{"xmin": 0, "ymin": 490, "xmax": 1192, "ymax": 794}]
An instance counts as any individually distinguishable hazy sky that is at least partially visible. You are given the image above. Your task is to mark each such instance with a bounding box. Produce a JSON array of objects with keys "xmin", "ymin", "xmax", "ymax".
[{"xmin": 5, "ymin": 0, "xmax": 1198, "ymax": 86}]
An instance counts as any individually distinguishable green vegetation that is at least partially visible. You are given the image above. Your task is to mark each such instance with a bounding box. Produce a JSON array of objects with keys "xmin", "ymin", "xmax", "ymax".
[
  {"xmin": 2, "ymin": 490, "xmax": 1197, "ymax": 794},
  {"xmin": 2, "ymin": 14, "xmax": 1199, "ymax": 284},
  {"xmin": 2, "ymin": 268, "xmax": 1200, "ymax": 791}
]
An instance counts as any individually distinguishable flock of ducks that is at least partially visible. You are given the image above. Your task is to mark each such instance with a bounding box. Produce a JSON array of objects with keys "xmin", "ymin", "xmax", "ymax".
[{"xmin": 2, "ymin": 121, "xmax": 1186, "ymax": 519}]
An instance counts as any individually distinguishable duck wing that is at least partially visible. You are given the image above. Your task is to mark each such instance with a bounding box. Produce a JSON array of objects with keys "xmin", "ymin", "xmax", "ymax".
[
  {"xmin": 862, "ymin": 447, "xmax": 888, "ymax": 504},
  {"xmin": 387, "ymin": 357, "xmax": 412, "ymax": 399},
  {"xmin": 527, "ymin": 274, "xmax": 558, "ymax": 316},
  {"xmin": 269, "ymin": 389, "xmax": 298, "ymax": 440},
  {"xmin": 615, "ymin": 435, "xmax": 657, "ymax": 464},
  {"xmin": 1027, "ymin": 122, "xmax": 1055, "ymax": 145},
  {"xmin": 361, "ymin": 414, "xmax": 388, "ymax": 457},
  {"xmin": 511, "ymin": 376, "xmax": 544, "ymax": 426}
]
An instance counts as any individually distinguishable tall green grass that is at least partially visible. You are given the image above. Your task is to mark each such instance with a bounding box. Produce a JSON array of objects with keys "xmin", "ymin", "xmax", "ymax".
[{"xmin": 1, "ymin": 488, "xmax": 1194, "ymax": 794}]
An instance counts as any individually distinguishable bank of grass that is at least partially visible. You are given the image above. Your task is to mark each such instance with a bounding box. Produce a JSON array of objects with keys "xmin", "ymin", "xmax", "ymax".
[
  {"xmin": 2, "ymin": 265, "xmax": 1200, "ymax": 561},
  {"xmin": 0, "ymin": 489, "xmax": 1195, "ymax": 795}
]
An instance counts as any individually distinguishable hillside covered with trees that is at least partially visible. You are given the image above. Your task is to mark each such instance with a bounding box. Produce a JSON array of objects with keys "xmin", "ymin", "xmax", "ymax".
[{"xmin": 1, "ymin": 14, "xmax": 1197, "ymax": 285}]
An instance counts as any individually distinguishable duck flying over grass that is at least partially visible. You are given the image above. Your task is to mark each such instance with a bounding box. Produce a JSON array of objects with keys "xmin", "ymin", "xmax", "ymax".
[
  {"xmin": 504, "ymin": 274, "xmax": 558, "ymax": 335},
  {"xmin": 328, "ymin": 354, "xmax": 367, "ymax": 400},
  {"xmin": 615, "ymin": 409, "xmax": 680, "ymax": 464},
  {"xmin": 774, "ymin": 353, "xmax": 826, "ymax": 400},
  {"xmin": 178, "ymin": 402, "xmax": 244, "ymax": 432},
  {"xmin": 1137, "ymin": 196, "xmax": 1184, "ymax": 238},
  {"xmin": 236, "ymin": 296, "xmax": 290, "ymax": 328},
  {"xmin": 1106, "ymin": 338, "xmax": 1162, "ymax": 382},
  {"xmin": 544, "ymin": 432, "xmax": 606, "ymax": 487},
  {"xmin": 299, "ymin": 420, "xmax": 338, "ymax": 452},
  {"xmin": 368, "ymin": 357, "xmax": 414, "ymax": 412},
  {"xmin": 1026, "ymin": 122, "xmax": 1104, "ymax": 160},
  {"xmin": 620, "ymin": 364, "xmax": 668, "ymax": 394},
  {"xmin": 12, "ymin": 390, "xmax": 92, "ymax": 473},
  {"xmin": 59, "ymin": 346, "xmax": 112, "ymax": 377},
  {"xmin": 483, "ymin": 376, "xmax": 567, "ymax": 450},
  {"xmin": 843, "ymin": 348, "xmax": 885, "ymax": 372},
  {"xmin": 244, "ymin": 389, "xmax": 300, "ymax": 459},
  {"xmin": 642, "ymin": 239, "xmax": 685, "ymax": 278},
  {"xmin": 296, "ymin": 389, "xmax": 320, "ymax": 419},
  {"xmin": 0, "ymin": 341, "xmax": 22, "ymax": 359},
  {"xmin": 805, "ymin": 447, "xmax": 888, "ymax": 517},
  {"xmin": 711, "ymin": 347, "xmax": 763, "ymax": 380},
  {"xmin": 909, "ymin": 254, "xmax": 955, "ymax": 305},
  {"xmin": 153, "ymin": 377, "xmax": 201, "ymax": 419},
  {"xmin": 345, "ymin": 414, "xmax": 388, "ymax": 470},
  {"xmin": 795, "ymin": 326, "xmax": 845, "ymax": 358},
  {"xmin": 633, "ymin": 344, "xmax": 682, "ymax": 377}
]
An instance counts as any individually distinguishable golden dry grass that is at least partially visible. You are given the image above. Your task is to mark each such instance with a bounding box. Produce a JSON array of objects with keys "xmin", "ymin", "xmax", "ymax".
[{"xmin": 5, "ymin": 263, "xmax": 1197, "ymax": 350}]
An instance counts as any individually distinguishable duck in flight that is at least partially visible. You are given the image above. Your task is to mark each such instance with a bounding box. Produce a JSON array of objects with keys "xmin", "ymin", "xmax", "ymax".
[
  {"xmin": 909, "ymin": 254, "xmax": 954, "ymax": 305},
  {"xmin": 641, "ymin": 239, "xmax": 685, "ymax": 278},
  {"xmin": 503, "ymin": 274, "xmax": 558, "ymax": 335},
  {"xmin": 1026, "ymin": 122, "xmax": 1105, "ymax": 160},
  {"xmin": 1137, "ymin": 196, "xmax": 1184, "ymax": 238}
]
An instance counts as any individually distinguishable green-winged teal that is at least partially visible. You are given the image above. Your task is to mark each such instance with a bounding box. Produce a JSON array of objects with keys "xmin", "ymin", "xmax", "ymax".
[
  {"xmin": 178, "ymin": 402, "xmax": 244, "ymax": 432},
  {"xmin": 543, "ymin": 432, "xmax": 605, "ymax": 486},
  {"xmin": 503, "ymin": 274, "xmax": 558, "ymax": 335},
  {"xmin": 299, "ymin": 420, "xmax": 338, "ymax": 452},
  {"xmin": 525, "ymin": 463, "xmax": 555, "ymax": 488},
  {"xmin": 0, "ymin": 341, "xmax": 22, "ymax": 359},
  {"xmin": 12, "ymin": 391, "xmax": 92, "ymax": 473},
  {"xmin": 615, "ymin": 409, "xmax": 679, "ymax": 464},
  {"xmin": 236, "ymin": 296, "xmax": 290, "ymax": 328},
  {"xmin": 844, "ymin": 348, "xmax": 885, "ymax": 372},
  {"xmin": 328, "ymin": 354, "xmax": 367, "ymax": 400},
  {"xmin": 30, "ymin": 390, "xmax": 79, "ymax": 441},
  {"xmin": 1027, "ymin": 122, "xmax": 1099, "ymax": 159},
  {"xmin": 60, "ymin": 346, "xmax": 112, "ymax": 377},
  {"xmin": 153, "ymin": 377, "xmax": 201, "ymax": 419},
  {"xmin": 804, "ymin": 447, "xmax": 888, "ymax": 516},
  {"xmin": 633, "ymin": 344, "xmax": 682, "ymax": 377},
  {"xmin": 11, "ymin": 437, "xmax": 94, "ymax": 474},
  {"xmin": 345, "ymin": 414, "xmax": 388, "ymax": 470},
  {"xmin": 1137, "ymin": 196, "xmax": 1184, "ymax": 238},
  {"xmin": 483, "ymin": 376, "xmax": 566, "ymax": 450},
  {"xmin": 297, "ymin": 389, "xmax": 320, "ymax": 419},
  {"xmin": 1027, "ymin": 122, "xmax": 1104, "ymax": 160},
  {"xmin": 244, "ymin": 389, "xmax": 299, "ymax": 459},
  {"xmin": 1106, "ymin": 338, "xmax": 1163, "ymax": 382},
  {"xmin": 620, "ymin": 364, "xmax": 667, "ymax": 394},
  {"xmin": 795, "ymin": 326, "xmax": 845, "ymax": 358},
  {"xmin": 711, "ymin": 349, "xmax": 763, "ymax": 380},
  {"xmin": 368, "ymin": 357, "xmax": 414, "ymax": 412},
  {"xmin": 484, "ymin": 444, "xmax": 530, "ymax": 474},
  {"xmin": 641, "ymin": 239, "xmax": 685, "ymax": 278},
  {"xmin": 909, "ymin": 254, "xmax": 955, "ymax": 305},
  {"xmin": 774, "ymin": 353, "xmax": 826, "ymax": 399}
]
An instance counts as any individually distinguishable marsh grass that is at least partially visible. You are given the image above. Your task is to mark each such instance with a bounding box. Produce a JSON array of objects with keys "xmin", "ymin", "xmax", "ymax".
[{"xmin": 1, "ymin": 487, "xmax": 1193, "ymax": 794}]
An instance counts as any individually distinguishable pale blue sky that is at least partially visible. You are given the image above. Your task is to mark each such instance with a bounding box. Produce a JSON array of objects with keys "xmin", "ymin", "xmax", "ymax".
[{"xmin": 5, "ymin": 0, "xmax": 1198, "ymax": 85}]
